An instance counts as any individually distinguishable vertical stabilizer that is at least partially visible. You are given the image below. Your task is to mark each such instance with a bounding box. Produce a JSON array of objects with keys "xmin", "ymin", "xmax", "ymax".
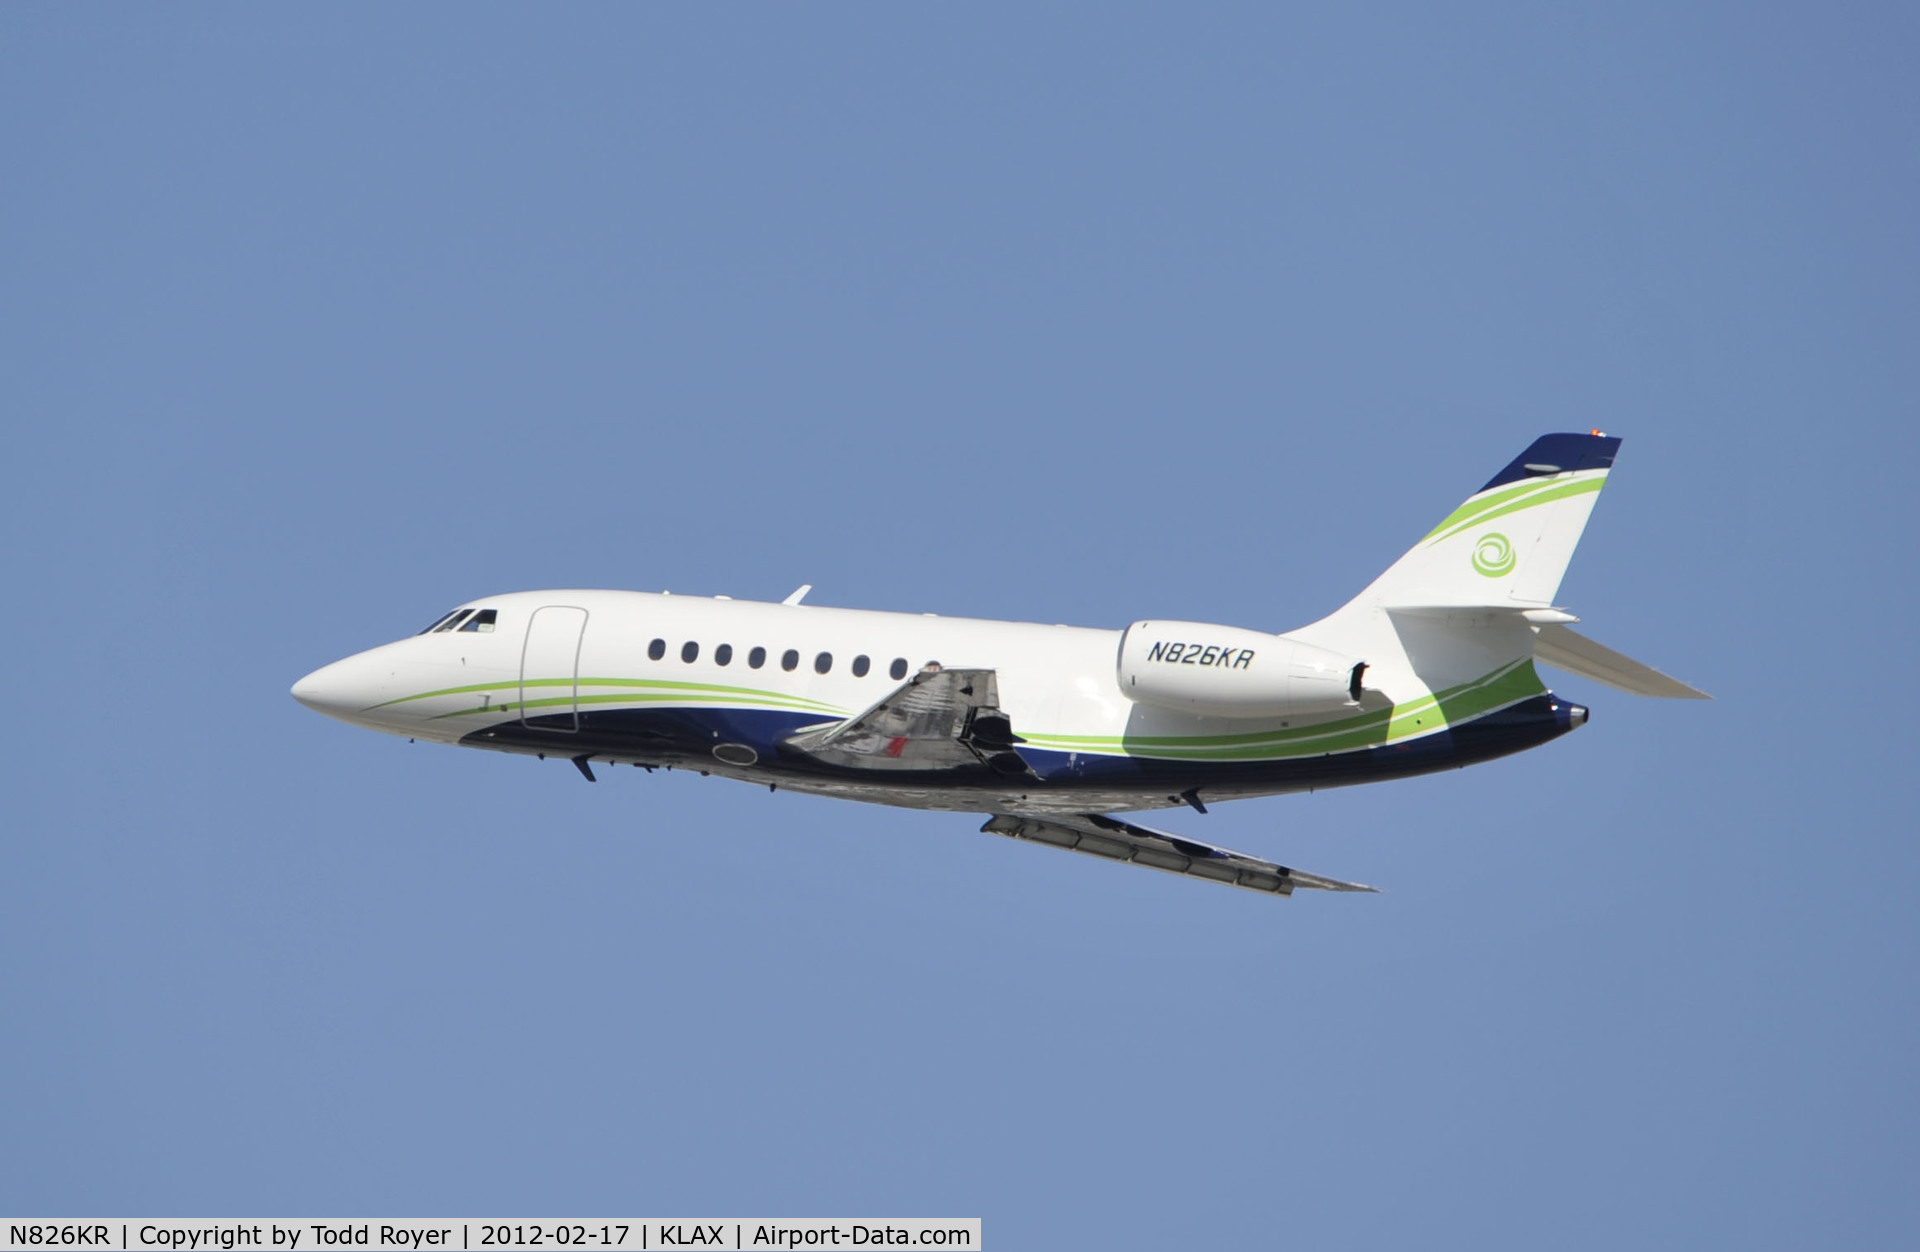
[
  {"xmin": 1345, "ymin": 433, "xmax": 1620, "ymax": 613},
  {"xmin": 1287, "ymin": 433, "xmax": 1621, "ymax": 697}
]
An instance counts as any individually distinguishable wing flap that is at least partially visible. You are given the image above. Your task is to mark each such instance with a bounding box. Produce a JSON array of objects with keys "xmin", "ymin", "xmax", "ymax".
[
  {"xmin": 982, "ymin": 814, "xmax": 1378, "ymax": 897},
  {"xmin": 784, "ymin": 666, "xmax": 1033, "ymax": 775},
  {"xmin": 1534, "ymin": 624, "xmax": 1710, "ymax": 699}
]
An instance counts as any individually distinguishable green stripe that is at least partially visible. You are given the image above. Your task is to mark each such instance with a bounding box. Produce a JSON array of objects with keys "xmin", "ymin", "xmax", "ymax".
[
  {"xmin": 455, "ymin": 664, "xmax": 1543, "ymax": 758},
  {"xmin": 1423, "ymin": 476, "xmax": 1605, "ymax": 547},
  {"xmin": 1421, "ymin": 478, "xmax": 1570, "ymax": 542},
  {"xmin": 1020, "ymin": 660, "xmax": 1544, "ymax": 761},
  {"xmin": 386, "ymin": 661, "xmax": 1550, "ymax": 764},
  {"xmin": 433, "ymin": 691, "xmax": 844, "ymax": 720},
  {"xmin": 1146, "ymin": 662, "xmax": 1543, "ymax": 761},
  {"xmin": 1024, "ymin": 700, "xmax": 1394, "ymax": 752},
  {"xmin": 1428, "ymin": 474, "xmax": 1605, "ymax": 549},
  {"xmin": 372, "ymin": 675, "xmax": 843, "ymax": 715},
  {"xmin": 1021, "ymin": 662, "xmax": 1511, "ymax": 749}
]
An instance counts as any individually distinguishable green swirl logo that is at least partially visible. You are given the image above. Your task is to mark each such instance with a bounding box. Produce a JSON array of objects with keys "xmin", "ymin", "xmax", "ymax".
[{"xmin": 1472, "ymin": 532, "xmax": 1516, "ymax": 577}]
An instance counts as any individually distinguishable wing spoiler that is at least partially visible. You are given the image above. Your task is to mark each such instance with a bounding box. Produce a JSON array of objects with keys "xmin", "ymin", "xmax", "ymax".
[{"xmin": 784, "ymin": 665, "xmax": 1033, "ymax": 776}]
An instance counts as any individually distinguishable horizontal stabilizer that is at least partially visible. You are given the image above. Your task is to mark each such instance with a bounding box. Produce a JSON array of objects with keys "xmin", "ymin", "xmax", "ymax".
[
  {"xmin": 1534, "ymin": 624, "xmax": 1710, "ymax": 699},
  {"xmin": 982, "ymin": 813, "xmax": 1377, "ymax": 897}
]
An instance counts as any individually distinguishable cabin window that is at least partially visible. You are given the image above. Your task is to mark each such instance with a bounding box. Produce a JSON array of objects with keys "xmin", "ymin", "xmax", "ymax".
[
  {"xmin": 890, "ymin": 657, "xmax": 908, "ymax": 680},
  {"xmin": 814, "ymin": 652, "xmax": 832, "ymax": 674},
  {"xmin": 749, "ymin": 646, "xmax": 767, "ymax": 669},
  {"xmin": 852, "ymin": 655, "xmax": 870, "ymax": 677},
  {"xmin": 781, "ymin": 649, "xmax": 799, "ymax": 672},
  {"xmin": 715, "ymin": 643, "xmax": 733, "ymax": 666},
  {"xmin": 458, "ymin": 609, "xmax": 497, "ymax": 633},
  {"xmin": 432, "ymin": 609, "xmax": 474, "ymax": 633},
  {"xmin": 681, "ymin": 641, "xmax": 700, "ymax": 663},
  {"xmin": 419, "ymin": 609, "xmax": 463, "ymax": 635},
  {"xmin": 648, "ymin": 638, "xmax": 666, "ymax": 661}
]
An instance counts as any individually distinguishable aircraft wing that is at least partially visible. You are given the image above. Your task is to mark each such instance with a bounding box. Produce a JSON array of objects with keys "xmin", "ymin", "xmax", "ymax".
[
  {"xmin": 784, "ymin": 665, "xmax": 1033, "ymax": 775},
  {"xmin": 1534, "ymin": 624, "xmax": 1710, "ymax": 699},
  {"xmin": 981, "ymin": 813, "xmax": 1377, "ymax": 897}
]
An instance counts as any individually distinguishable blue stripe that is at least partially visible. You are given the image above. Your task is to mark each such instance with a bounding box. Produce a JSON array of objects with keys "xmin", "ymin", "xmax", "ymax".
[{"xmin": 457, "ymin": 696, "xmax": 1584, "ymax": 801}]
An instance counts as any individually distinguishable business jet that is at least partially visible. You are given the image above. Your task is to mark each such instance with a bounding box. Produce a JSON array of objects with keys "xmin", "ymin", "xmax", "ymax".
[{"xmin": 293, "ymin": 432, "xmax": 1704, "ymax": 898}]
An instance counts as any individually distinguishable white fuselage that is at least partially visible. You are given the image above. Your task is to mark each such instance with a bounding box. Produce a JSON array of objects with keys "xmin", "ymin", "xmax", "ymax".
[
  {"xmin": 293, "ymin": 588, "xmax": 1571, "ymax": 815},
  {"xmin": 300, "ymin": 589, "xmax": 1122, "ymax": 738}
]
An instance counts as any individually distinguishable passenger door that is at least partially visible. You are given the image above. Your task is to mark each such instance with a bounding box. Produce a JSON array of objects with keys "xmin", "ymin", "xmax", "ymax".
[{"xmin": 519, "ymin": 606, "xmax": 588, "ymax": 731}]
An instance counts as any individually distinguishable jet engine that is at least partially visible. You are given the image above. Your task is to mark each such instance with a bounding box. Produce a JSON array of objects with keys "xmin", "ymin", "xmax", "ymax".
[{"xmin": 1116, "ymin": 620, "xmax": 1364, "ymax": 719}]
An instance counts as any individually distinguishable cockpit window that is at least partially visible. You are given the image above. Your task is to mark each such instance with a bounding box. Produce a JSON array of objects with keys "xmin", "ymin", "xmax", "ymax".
[
  {"xmin": 419, "ymin": 609, "xmax": 464, "ymax": 634},
  {"xmin": 432, "ymin": 609, "xmax": 475, "ymax": 633},
  {"xmin": 458, "ymin": 609, "xmax": 498, "ymax": 633}
]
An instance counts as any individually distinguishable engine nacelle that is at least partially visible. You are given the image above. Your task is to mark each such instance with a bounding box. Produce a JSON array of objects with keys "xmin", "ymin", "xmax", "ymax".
[{"xmin": 1116, "ymin": 620, "xmax": 1363, "ymax": 719}]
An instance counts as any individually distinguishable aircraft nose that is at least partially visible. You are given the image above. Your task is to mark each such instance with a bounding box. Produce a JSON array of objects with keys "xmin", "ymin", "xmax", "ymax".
[
  {"xmin": 292, "ymin": 659, "xmax": 350, "ymax": 715},
  {"xmin": 292, "ymin": 653, "xmax": 388, "ymax": 721}
]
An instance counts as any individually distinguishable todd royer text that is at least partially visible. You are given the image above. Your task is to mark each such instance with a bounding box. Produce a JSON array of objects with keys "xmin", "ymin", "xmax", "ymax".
[{"xmin": 125, "ymin": 1229, "xmax": 449, "ymax": 1252}]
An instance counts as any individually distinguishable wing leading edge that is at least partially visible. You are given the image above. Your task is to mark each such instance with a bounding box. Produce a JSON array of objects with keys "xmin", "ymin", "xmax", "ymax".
[{"xmin": 982, "ymin": 813, "xmax": 1377, "ymax": 898}]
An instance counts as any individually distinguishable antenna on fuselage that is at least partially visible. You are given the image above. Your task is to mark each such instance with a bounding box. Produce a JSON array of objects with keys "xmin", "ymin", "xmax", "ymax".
[{"xmin": 782, "ymin": 584, "xmax": 812, "ymax": 606}]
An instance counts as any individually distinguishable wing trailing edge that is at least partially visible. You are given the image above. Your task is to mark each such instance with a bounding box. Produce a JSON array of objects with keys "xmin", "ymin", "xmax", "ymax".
[{"xmin": 982, "ymin": 813, "xmax": 1377, "ymax": 897}]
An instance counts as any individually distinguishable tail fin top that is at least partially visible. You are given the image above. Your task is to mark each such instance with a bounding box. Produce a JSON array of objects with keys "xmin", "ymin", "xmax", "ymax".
[{"xmin": 1474, "ymin": 432, "xmax": 1622, "ymax": 496}]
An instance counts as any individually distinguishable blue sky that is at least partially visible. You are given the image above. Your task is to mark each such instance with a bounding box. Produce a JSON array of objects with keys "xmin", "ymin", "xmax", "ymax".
[{"xmin": 4, "ymin": 4, "xmax": 1915, "ymax": 1246}]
